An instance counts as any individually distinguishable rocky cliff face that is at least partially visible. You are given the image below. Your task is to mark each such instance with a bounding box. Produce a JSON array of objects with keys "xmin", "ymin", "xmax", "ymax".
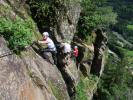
[
  {"xmin": 0, "ymin": 37, "xmax": 57, "ymax": 100},
  {"xmin": 0, "ymin": 0, "xmax": 107, "ymax": 100},
  {"xmin": 90, "ymin": 29, "xmax": 108, "ymax": 76},
  {"xmin": 0, "ymin": 0, "xmax": 80, "ymax": 99},
  {"xmin": 0, "ymin": 0, "xmax": 70, "ymax": 100},
  {"xmin": 51, "ymin": 0, "xmax": 81, "ymax": 42}
]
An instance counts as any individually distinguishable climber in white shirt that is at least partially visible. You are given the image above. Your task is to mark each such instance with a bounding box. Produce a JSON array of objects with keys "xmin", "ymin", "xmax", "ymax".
[
  {"xmin": 61, "ymin": 41, "xmax": 72, "ymax": 65},
  {"xmin": 62, "ymin": 42, "xmax": 71, "ymax": 54},
  {"xmin": 38, "ymin": 32, "xmax": 57, "ymax": 65}
]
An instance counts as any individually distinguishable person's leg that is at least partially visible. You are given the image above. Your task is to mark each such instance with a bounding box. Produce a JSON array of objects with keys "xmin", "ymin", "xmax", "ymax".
[
  {"xmin": 51, "ymin": 51, "xmax": 57, "ymax": 65},
  {"xmin": 41, "ymin": 48, "xmax": 49, "ymax": 58},
  {"xmin": 76, "ymin": 57, "xmax": 79, "ymax": 70},
  {"xmin": 73, "ymin": 57, "xmax": 76, "ymax": 62},
  {"xmin": 41, "ymin": 48, "xmax": 54, "ymax": 64},
  {"xmin": 66, "ymin": 53, "xmax": 71, "ymax": 65},
  {"xmin": 40, "ymin": 48, "xmax": 50, "ymax": 52},
  {"xmin": 63, "ymin": 53, "xmax": 68, "ymax": 64},
  {"xmin": 63, "ymin": 53, "xmax": 70, "ymax": 66}
]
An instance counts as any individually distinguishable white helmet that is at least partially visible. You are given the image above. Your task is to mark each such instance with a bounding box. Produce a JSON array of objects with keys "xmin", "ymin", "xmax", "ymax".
[
  {"xmin": 74, "ymin": 46, "xmax": 78, "ymax": 48},
  {"xmin": 43, "ymin": 32, "xmax": 49, "ymax": 37}
]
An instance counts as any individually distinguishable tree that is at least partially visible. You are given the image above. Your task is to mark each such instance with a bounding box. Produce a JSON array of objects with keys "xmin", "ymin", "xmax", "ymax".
[
  {"xmin": 95, "ymin": 49, "xmax": 133, "ymax": 100},
  {"xmin": 77, "ymin": 0, "xmax": 117, "ymax": 39},
  {"xmin": 107, "ymin": 0, "xmax": 133, "ymax": 44}
]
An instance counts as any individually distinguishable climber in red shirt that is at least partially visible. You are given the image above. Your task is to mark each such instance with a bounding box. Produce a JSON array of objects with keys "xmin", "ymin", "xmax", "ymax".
[
  {"xmin": 73, "ymin": 46, "xmax": 78, "ymax": 58},
  {"xmin": 73, "ymin": 46, "xmax": 79, "ymax": 68}
]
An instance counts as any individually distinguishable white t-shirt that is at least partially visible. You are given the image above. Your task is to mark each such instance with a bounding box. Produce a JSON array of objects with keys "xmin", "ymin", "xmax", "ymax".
[
  {"xmin": 46, "ymin": 37, "xmax": 56, "ymax": 51},
  {"xmin": 62, "ymin": 43, "xmax": 71, "ymax": 53}
]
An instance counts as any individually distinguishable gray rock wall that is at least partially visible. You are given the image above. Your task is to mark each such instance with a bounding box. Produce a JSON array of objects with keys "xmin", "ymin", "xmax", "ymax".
[
  {"xmin": 0, "ymin": 37, "xmax": 57, "ymax": 100},
  {"xmin": 0, "ymin": 0, "xmax": 70, "ymax": 99},
  {"xmin": 0, "ymin": 0, "xmax": 108, "ymax": 100},
  {"xmin": 50, "ymin": 0, "xmax": 81, "ymax": 42}
]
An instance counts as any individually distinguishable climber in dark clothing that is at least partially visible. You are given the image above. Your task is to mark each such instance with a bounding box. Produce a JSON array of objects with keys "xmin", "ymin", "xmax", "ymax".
[{"xmin": 38, "ymin": 32, "xmax": 57, "ymax": 65}]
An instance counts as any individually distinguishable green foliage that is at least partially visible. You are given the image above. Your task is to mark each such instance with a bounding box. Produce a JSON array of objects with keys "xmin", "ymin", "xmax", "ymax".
[
  {"xmin": 127, "ymin": 25, "xmax": 133, "ymax": 30},
  {"xmin": 0, "ymin": 17, "xmax": 34, "ymax": 52},
  {"xmin": 108, "ymin": 0, "xmax": 133, "ymax": 44},
  {"xmin": 28, "ymin": 0, "xmax": 50, "ymax": 31},
  {"xmin": 28, "ymin": 0, "xmax": 68, "ymax": 31},
  {"xmin": 119, "ymin": 48, "xmax": 133, "ymax": 67},
  {"xmin": 101, "ymin": 4, "xmax": 133, "ymax": 96},
  {"xmin": 29, "ymin": 0, "xmax": 50, "ymax": 18},
  {"xmin": 75, "ymin": 75, "xmax": 98, "ymax": 100},
  {"xmin": 77, "ymin": 0, "xmax": 117, "ymax": 39},
  {"xmin": 108, "ymin": 31, "xmax": 133, "ymax": 50},
  {"xmin": 75, "ymin": 80, "xmax": 87, "ymax": 100},
  {"xmin": 95, "ymin": 49, "xmax": 133, "ymax": 100}
]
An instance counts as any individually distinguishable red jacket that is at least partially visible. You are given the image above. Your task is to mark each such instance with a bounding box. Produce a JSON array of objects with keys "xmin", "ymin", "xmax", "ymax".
[{"xmin": 73, "ymin": 48, "xmax": 78, "ymax": 57}]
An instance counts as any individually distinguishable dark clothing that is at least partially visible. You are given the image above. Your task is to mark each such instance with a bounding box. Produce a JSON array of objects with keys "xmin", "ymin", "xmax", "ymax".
[
  {"xmin": 40, "ymin": 48, "xmax": 57, "ymax": 65},
  {"xmin": 64, "ymin": 52, "xmax": 70, "ymax": 57}
]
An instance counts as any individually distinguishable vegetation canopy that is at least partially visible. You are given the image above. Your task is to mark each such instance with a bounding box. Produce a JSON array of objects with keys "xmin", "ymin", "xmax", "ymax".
[
  {"xmin": 0, "ymin": 17, "xmax": 34, "ymax": 52},
  {"xmin": 77, "ymin": 0, "xmax": 117, "ymax": 40}
]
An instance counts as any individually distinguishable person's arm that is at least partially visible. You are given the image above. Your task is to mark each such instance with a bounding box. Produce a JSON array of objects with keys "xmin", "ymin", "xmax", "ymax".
[
  {"xmin": 38, "ymin": 40, "xmax": 48, "ymax": 44},
  {"xmin": 73, "ymin": 50, "xmax": 76, "ymax": 53}
]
